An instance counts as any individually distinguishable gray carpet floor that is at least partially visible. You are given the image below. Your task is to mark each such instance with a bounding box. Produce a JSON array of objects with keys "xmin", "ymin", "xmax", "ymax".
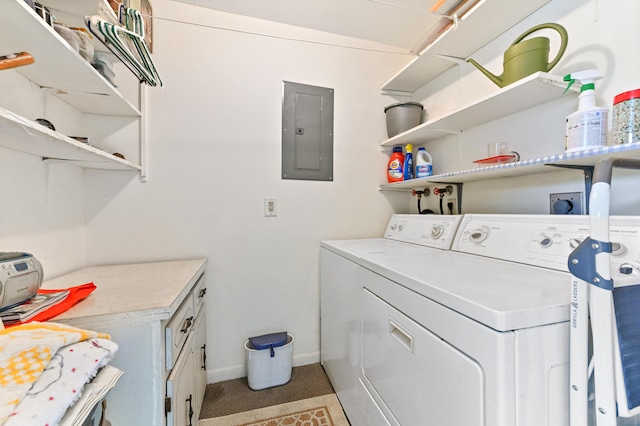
[{"xmin": 199, "ymin": 363, "xmax": 335, "ymax": 419}]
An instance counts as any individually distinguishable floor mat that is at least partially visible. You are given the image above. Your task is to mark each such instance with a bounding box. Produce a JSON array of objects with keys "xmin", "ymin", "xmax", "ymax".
[
  {"xmin": 198, "ymin": 394, "xmax": 349, "ymax": 426},
  {"xmin": 199, "ymin": 363, "xmax": 335, "ymax": 419}
]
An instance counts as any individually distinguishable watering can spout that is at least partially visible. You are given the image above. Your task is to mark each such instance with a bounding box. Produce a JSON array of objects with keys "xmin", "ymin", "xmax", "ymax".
[{"xmin": 466, "ymin": 58, "xmax": 505, "ymax": 87}]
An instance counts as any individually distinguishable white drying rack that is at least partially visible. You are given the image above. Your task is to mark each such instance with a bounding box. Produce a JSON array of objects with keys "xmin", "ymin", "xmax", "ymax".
[
  {"xmin": 569, "ymin": 157, "xmax": 640, "ymax": 425},
  {"xmin": 86, "ymin": 5, "xmax": 162, "ymax": 87}
]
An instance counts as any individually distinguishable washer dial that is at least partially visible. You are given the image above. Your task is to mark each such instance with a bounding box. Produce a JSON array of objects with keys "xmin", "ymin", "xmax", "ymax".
[
  {"xmin": 469, "ymin": 226, "xmax": 490, "ymax": 244},
  {"xmin": 431, "ymin": 224, "xmax": 444, "ymax": 240},
  {"xmin": 539, "ymin": 235, "xmax": 553, "ymax": 248}
]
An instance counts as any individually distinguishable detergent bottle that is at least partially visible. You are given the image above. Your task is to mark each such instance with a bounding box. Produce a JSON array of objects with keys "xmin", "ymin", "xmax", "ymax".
[
  {"xmin": 415, "ymin": 147, "xmax": 433, "ymax": 178},
  {"xmin": 564, "ymin": 70, "xmax": 608, "ymax": 151},
  {"xmin": 403, "ymin": 144, "xmax": 414, "ymax": 180},
  {"xmin": 387, "ymin": 146, "xmax": 404, "ymax": 183}
]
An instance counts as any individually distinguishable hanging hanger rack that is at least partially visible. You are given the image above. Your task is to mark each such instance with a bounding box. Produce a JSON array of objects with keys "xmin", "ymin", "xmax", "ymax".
[{"xmin": 85, "ymin": 5, "xmax": 162, "ymax": 87}]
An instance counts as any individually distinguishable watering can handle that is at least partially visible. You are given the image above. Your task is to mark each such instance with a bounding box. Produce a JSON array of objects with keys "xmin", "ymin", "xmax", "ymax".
[{"xmin": 510, "ymin": 23, "xmax": 568, "ymax": 71}]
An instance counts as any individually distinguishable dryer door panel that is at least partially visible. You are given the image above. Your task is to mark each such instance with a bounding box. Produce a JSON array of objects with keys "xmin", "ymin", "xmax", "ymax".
[{"xmin": 362, "ymin": 288, "xmax": 484, "ymax": 426}]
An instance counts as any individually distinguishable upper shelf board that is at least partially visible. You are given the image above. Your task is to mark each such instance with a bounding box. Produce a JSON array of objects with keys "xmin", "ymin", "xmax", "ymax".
[
  {"xmin": 0, "ymin": 107, "xmax": 141, "ymax": 171},
  {"xmin": 379, "ymin": 142, "xmax": 640, "ymax": 189},
  {"xmin": 380, "ymin": 72, "xmax": 578, "ymax": 147},
  {"xmin": 381, "ymin": 0, "xmax": 551, "ymax": 94},
  {"xmin": 0, "ymin": 0, "xmax": 140, "ymax": 117}
]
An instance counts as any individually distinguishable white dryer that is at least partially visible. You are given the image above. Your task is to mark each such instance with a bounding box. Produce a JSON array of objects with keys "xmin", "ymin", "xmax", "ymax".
[
  {"xmin": 321, "ymin": 214, "xmax": 640, "ymax": 426},
  {"xmin": 320, "ymin": 214, "xmax": 462, "ymax": 425}
]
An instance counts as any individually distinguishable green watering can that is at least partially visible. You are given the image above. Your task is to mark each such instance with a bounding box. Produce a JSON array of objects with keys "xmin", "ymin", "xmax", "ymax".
[{"xmin": 466, "ymin": 23, "xmax": 568, "ymax": 88}]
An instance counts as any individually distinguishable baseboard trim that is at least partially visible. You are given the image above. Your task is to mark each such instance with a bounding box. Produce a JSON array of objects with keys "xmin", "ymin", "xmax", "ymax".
[{"xmin": 206, "ymin": 351, "xmax": 320, "ymax": 384}]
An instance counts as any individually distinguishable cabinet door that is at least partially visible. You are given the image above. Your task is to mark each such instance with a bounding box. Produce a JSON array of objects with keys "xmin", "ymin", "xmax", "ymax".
[
  {"xmin": 192, "ymin": 308, "xmax": 207, "ymax": 421},
  {"xmin": 167, "ymin": 334, "xmax": 196, "ymax": 426}
]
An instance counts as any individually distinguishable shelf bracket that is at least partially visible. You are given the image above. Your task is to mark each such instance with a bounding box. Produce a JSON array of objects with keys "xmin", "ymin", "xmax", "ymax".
[
  {"xmin": 378, "ymin": 185, "xmax": 414, "ymax": 192},
  {"xmin": 431, "ymin": 54, "xmax": 467, "ymax": 65},
  {"xmin": 546, "ymin": 164, "xmax": 594, "ymax": 214}
]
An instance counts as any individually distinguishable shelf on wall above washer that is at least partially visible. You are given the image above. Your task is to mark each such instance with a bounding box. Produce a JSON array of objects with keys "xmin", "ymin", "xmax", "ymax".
[
  {"xmin": 380, "ymin": 72, "xmax": 578, "ymax": 148},
  {"xmin": 379, "ymin": 142, "xmax": 640, "ymax": 190},
  {"xmin": 0, "ymin": 0, "xmax": 140, "ymax": 117},
  {"xmin": 381, "ymin": 0, "xmax": 551, "ymax": 94},
  {"xmin": 0, "ymin": 107, "xmax": 141, "ymax": 171}
]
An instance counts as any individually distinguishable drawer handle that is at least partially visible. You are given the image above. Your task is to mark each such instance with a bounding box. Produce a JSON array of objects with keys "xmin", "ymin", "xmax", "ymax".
[
  {"xmin": 186, "ymin": 394, "xmax": 193, "ymax": 426},
  {"xmin": 198, "ymin": 288, "xmax": 207, "ymax": 298},
  {"xmin": 389, "ymin": 318, "xmax": 414, "ymax": 354},
  {"xmin": 202, "ymin": 344, "xmax": 207, "ymax": 370},
  {"xmin": 181, "ymin": 316, "xmax": 194, "ymax": 334}
]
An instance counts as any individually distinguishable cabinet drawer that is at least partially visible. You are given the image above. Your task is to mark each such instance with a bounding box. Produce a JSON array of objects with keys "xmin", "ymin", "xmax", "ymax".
[
  {"xmin": 193, "ymin": 273, "xmax": 206, "ymax": 315},
  {"xmin": 166, "ymin": 295, "xmax": 195, "ymax": 370}
]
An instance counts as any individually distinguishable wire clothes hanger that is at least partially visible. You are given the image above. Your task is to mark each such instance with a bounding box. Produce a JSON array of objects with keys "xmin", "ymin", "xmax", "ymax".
[{"xmin": 85, "ymin": 5, "xmax": 162, "ymax": 87}]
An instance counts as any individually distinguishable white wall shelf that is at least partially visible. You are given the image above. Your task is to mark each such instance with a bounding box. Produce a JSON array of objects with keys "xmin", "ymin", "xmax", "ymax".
[
  {"xmin": 379, "ymin": 142, "xmax": 640, "ymax": 190},
  {"xmin": 0, "ymin": 107, "xmax": 141, "ymax": 171},
  {"xmin": 381, "ymin": 0, "xmax": 551, "ymax": 94},
  {"xmin": 381, "ymin": 72, "xmax": 577, "ymax": 148},
  {"xmin": 0, "ymin": 0, "xmax": 140, "ymax": 117}
]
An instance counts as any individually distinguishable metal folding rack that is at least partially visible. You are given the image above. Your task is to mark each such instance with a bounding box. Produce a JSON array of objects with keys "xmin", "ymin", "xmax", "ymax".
[{"xmin": 569, "ymin": 157, "xmax": 640, "ymax": 425}]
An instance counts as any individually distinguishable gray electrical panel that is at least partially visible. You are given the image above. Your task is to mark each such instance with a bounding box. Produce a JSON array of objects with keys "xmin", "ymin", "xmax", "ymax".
[{"xmin": 282, "ymin": 81, "xmax": 334, "ymax": 181}]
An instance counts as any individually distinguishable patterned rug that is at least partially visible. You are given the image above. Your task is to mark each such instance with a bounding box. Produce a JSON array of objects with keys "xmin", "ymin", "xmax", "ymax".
[{"xmin": 198, "ymin": 394, "xmax": 349, "ymax": 426}]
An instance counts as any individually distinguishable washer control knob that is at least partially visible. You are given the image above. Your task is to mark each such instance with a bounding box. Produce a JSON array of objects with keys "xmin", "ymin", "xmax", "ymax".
[
  {"xmin": 619, "ymin": 263, "xmax": 635, "ymax": 275},
  {"xmin": 469, "ymin": 226, "xmax": 489, "ymax": 244},
  {"xmin": 611, "ymin": 242, "xmax": 627, "ymax": 256},
  {"xmin": 540, "ymin": 236, "xmax": 553, "ymax": 248},
  {"xmin": 398, "ymin": 223, "xmax": 405, "ymax": 231},
  {"xmin": 390, "ymin": 222, "xmax": 398, "ymax": 231},
  {"xmin": 431, "ymin": 225, "xmax": 444, "ymax": 239}
]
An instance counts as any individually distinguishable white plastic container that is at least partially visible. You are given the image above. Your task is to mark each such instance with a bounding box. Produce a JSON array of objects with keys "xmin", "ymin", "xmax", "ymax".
[
  {"xmin": 415, "ymin": 147, "xmax": 433, "ymax": 178},
  {"xmin": 564, "ymin": 70, "xmax": 608, "ymax": 152},
  {"xmin": 245, "ymin": 333, "xmax": 293, "ymax": 390},
  {"xmin": 612, "ymin": 89, "xmax": 640, "ymax": 145}
]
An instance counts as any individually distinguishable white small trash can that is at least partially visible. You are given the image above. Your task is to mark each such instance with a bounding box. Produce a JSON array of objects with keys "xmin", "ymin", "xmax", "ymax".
[{"xmin": 245, "ymin": 331, "xmax": 293, "ymax": 390}]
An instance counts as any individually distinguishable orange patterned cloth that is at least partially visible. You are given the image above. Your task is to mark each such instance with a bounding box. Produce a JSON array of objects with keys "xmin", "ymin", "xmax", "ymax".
[{"xmin": 0, "ymin": 322, "xmax": 110, "ymax": 424}]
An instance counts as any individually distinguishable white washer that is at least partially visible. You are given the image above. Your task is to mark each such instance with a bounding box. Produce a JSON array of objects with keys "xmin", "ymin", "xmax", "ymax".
[{"xmin": 321, "ymin": 214, "xmax": 640, "ymax": 426}]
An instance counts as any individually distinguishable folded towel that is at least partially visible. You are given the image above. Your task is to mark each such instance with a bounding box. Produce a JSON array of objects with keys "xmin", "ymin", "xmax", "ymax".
[
  {"xmin": 0, "ymin": 322, "xmax": 110, "ymax": 424},
  {"xmin": 5, "ymin": 338, "xmax": 118, "ymax": 426},
  {"xmin": 58, "ymin": 365, "xmax": 123, "ymax": 426}
]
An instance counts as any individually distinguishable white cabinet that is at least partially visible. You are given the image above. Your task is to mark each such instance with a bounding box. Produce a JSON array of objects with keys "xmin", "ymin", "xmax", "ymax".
[
  {"xmin": 42, "ymin": 258, "xmax": 208, "ymax": 426},
  {"xmin": 167, "ymin": 276, "xmax": 208, "ymax": 426},
  {"xmin": 193, "ymin": 307, "xmax": 207, "ymax": 422},
  {"xmin": 167, "ymin": 333, "xmax": 197, "ymax": 426},
  {"xmin": 0, "ymin": 0, "xmax": 146, "ymax": 174}
]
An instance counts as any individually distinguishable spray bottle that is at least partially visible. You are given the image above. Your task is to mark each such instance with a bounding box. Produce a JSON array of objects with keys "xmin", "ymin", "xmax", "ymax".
[
  {"xmin": 564, "ymin": 70, "xmax": 608, "ymax": 152},
  {"xmin": 415, "ymin": 147, "xmax": 433, "ymax": 178},
  {"xmin": 403, "ymin": 143, "xmax": 414, "ymax": 180}
]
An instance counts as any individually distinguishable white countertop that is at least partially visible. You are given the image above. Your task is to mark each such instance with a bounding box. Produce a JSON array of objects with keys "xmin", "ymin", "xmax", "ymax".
[{"xmin": 42, "ymin": 258, "xmax": 207, "ymax": 322}]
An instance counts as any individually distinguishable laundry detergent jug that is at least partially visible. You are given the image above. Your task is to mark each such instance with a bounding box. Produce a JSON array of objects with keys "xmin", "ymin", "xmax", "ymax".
[{"xmin": 415, "ymin": 148, "xmax": 433, "ymax": 178}]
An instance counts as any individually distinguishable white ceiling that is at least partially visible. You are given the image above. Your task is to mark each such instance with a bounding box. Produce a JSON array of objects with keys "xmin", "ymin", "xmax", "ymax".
[{"xmin": 171, "ymin": 0, "xmax": 469, "ymax": 52}]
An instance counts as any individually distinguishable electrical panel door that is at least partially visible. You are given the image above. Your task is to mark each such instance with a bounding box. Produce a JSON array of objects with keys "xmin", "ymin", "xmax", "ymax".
[{"xmin": 282, "ymin": 81, "xmax": 334, "ymax": 181}]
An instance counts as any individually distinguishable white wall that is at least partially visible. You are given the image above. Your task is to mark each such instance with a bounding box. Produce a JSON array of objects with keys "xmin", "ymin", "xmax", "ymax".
[
  {"xmin": 82, "ymin": 0, "xmax": 410, "ymax": 381},
  {"xmin": 3, "ymin": 0, "xmax": 639, "ymax": 385},
  {"xmin": 0, "ymin": 71, "xmax": 88, "ymax": 277}
]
